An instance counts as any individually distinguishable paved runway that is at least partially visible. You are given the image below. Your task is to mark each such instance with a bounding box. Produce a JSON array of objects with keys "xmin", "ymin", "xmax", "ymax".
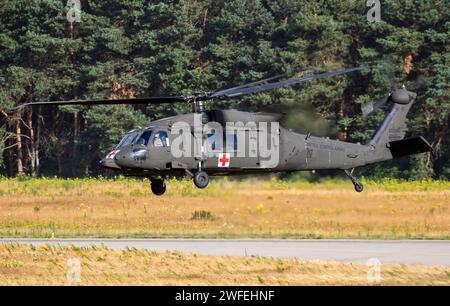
[{"xmin": 1, "ymin": 239, "xmax": 448, "ymax": 266}]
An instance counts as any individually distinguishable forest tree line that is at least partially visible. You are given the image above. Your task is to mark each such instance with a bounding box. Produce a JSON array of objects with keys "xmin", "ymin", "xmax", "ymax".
[{"xmin": 0, "ymin": 0, "xmax": 448, "ymax": 179}]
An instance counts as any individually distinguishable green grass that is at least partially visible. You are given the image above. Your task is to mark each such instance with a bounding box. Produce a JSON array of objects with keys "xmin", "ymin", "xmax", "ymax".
[
  {"xmin": 0, "ymin": 176, "xmax": 448, "ymax": 240},
  {"xmin": 1, "ymin": 175, "xmax": 449, "ymax": 196}
]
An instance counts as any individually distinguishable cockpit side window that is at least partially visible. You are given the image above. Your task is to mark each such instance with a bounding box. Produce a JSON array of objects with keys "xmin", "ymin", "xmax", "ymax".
[
  {"xmin": 134, "ymin": 130, "xmax": 153, "ymax": 146},
  {"xmin": 152, "ymin": 131, "xmax": 169, "ymax": 147},
  {"xmin": 116, "ymin": 130, "xmax": 154, "ymax": 149},
  {"xmin": 130, "ymin": 133, "xmax": 142, "ymax": 144}
]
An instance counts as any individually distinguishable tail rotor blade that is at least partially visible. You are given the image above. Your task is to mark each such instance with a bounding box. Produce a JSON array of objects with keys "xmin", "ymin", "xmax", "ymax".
[
  {"xmin": 361, "ymin": 101, "xmax": 374, "ymax": 117},
  {"xmin": 383, "ymin": 57, "xmax": 397, "ymax": 92},
  {"xmin": 362, "ymin": 95, "xmax": 390, "ymax": 117}
]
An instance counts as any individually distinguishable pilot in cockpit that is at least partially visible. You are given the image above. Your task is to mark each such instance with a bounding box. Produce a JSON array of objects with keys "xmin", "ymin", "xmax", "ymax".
[{"xmin": 152, "ymin": 133, "xmax": 164, "ymax": 147}]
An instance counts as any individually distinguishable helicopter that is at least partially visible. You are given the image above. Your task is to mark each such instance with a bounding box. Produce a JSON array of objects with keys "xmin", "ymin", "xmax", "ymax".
[{"xmin": 18, "ymin": 65, "xmax": 432, "ymax": 195}]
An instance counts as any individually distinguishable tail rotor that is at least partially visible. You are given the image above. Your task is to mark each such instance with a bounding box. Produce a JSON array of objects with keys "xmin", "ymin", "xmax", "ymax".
[{"xmin": 361, "ymin": 58, "xmax": 416, "ymax": 117}]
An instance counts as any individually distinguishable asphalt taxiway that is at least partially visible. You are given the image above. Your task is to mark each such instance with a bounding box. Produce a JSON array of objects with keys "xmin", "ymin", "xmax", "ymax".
[{"xmin": 1, "ymin": 238, "xmax": 448, "ymax": 265}]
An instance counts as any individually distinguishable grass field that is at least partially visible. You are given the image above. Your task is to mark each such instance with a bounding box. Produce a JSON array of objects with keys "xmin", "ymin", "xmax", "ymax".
[
  {"xmin": 0, "ymin": 177, "xmax": 449, "ymax": 239},
  {"xmin": 0, "ymin": 243, "xmax": 448, "ymax": 285}
]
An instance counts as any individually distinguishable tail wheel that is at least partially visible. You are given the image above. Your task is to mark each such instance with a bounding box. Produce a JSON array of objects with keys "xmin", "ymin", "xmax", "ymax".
[
  {"xmin": 193, "ymin": 171, "xmax": 209, "ymax": 189},
  {"xmin": 150, "ymin": 178, "xmax": 166, "ymax": 196},
  {"xmin": 345, "ymin": 169, "xmax": 364, "ymax": 193},
  {"xmin": 354, "ymin": 182, "xmax": 364, "ymax": 193}
]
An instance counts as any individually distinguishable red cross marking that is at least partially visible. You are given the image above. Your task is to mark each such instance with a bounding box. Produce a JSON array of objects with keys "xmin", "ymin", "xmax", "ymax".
[
  {"xmin": 106, "ymin": 150, "xmax": 117, "ymax": 159},
  {"xmin": 218, "ymin": 153, "xmax": 230, "ymax": 167}
]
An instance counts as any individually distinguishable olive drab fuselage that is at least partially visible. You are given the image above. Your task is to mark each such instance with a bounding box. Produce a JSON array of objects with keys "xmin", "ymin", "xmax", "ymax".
[{"xmin": 100, "ymin": 109, "xmax": 387, "ymax": 177}]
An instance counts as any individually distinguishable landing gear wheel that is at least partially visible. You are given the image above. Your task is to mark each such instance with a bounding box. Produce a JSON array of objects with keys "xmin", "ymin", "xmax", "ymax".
[
  {"xmin": 150, "ymin": 178, "xmax": 166, "ymax": 196},
  {"xmin": 193, "ymin": 171, "xmax": 209, "ymax": 189},
  {"xmin": 344, "ymin": 168, "xmax": 364, "ymax": 193},
  {"xmin": 354, "ymin": 182, "xmax": 364, "ymax": 193}
]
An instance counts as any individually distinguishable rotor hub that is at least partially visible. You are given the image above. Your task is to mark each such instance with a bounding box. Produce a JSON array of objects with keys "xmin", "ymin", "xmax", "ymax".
[{"xmin": 391, "ymin": 88, "xmax": 415, "ymax": 105}]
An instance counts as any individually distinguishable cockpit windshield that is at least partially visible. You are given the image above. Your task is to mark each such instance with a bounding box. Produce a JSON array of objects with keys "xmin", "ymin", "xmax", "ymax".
[{"xmin": 116, "ymin": 130, "xmax": 153, "ymax": 149}]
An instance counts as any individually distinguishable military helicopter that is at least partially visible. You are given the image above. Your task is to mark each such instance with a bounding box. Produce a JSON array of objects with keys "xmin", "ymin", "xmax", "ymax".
[{"xmin": 19, "ymin": 65, "xmax": 432, "ymax": 195}]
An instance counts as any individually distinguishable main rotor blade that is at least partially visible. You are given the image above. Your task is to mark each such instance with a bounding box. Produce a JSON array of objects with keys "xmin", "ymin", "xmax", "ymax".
[
  {"xmin": 16, "ymin": 96, "xmax": 189, "ymax": 109},
  {"xmin": 16, "ymin": 67, "xmax": 361, "ymax": 109},
  {"xmin": 211, "ymin": 67, "xmax": 362, "ymax": 99},
  {"xmin": 211, "ymin": 66, "xmax": 316, "ymax": 98},
  {"xmin": 211, "ymin": 74, "xmax": 287, "ymax": 98}
]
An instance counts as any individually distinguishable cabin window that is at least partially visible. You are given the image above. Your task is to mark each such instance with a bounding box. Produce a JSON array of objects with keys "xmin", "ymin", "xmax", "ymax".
[
  {"xmin": 207, "ymin": 133, "xmax": 223, "ymax": 151},
  {"xmin": 226, "ymin": 132, "xmax": 238, "ymax": 151}
]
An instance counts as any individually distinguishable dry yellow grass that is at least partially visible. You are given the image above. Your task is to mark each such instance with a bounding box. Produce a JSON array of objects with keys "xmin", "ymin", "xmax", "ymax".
[
  {"xmin": 0, "ymin": 177, "xmax": 449, "ymax": 239},
  {"xmin": 0, "ymin": 243, "xmax": 448, "ymax": 285}
]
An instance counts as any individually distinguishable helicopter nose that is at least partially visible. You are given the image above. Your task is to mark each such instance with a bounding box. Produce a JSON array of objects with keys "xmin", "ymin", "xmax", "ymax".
[
  {"xmin": 99, "ymin": 149, "xmax": 121, "ymax": 169},
  {"xmin": 114, "ymin": 146, "xmax": 135, "ymax": 168},
  {"xmin": 114, "ymin": 145, "xmax": 147, "ymax": 168},
  {"xmin": 99, "ymin": 158, "xmax": 120, "ymax": 169}
]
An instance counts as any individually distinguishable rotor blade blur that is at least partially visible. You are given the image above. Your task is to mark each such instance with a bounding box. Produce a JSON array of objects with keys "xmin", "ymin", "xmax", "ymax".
[
  {"xmin": 211, "ymin": 74, "xmax": 287, "ymax": 97},
  {"xmin": 361, "ymin": 101, "xmax": 374, "ymax": 117},
  {"xmin": 362, "ymin": 95, "xmax": 390, "ymax": 117},
  {"xmin": 16, "ymin": 96, "xmax": 189, "ymax": 109},
  {"xmin": 212, "ymin": 67, "xmax": 362, "ymax": 99},
  {"xmin": 383, "ymin": 57, "xmax": 397, "ymax": 92},
  {"xmin": 211, "ymin": 66, "xmax": 316, "ymax": 98}
]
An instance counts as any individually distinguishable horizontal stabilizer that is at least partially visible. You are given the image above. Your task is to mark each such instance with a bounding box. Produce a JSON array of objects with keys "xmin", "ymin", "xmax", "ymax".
[{"xmin": 388, "ymin": 136, "xmax": 432, "ymax": 158}]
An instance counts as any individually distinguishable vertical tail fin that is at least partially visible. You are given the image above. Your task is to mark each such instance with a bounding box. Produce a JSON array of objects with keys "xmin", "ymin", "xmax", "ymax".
[
  {"xmin": 369, "ymin": 90, "xmax": 416, "ymax": 147},
  {"xmin": 365, "ymin": 89, "xmax": 420, "ymax": 164}
]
